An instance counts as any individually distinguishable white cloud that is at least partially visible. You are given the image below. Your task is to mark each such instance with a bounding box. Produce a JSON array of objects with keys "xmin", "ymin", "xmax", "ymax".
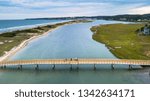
[
  {"xmin": 0, "ymin": 0, "xmax": 150, "ymax": 19},
  {"xmin": 129, "ymin": 5, "xmax": 150, "ymax": 14},
  {"xmin": 9, "ymin": 0, "xmax": 73, "ymax": 8}
]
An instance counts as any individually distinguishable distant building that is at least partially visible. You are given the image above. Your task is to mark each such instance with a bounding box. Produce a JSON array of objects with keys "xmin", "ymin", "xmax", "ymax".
[
  {"xmin": 143, "ymin": 24, "xmax": 150, "ymax": 35},
  {"xmin": 120, "ymin": 18, "xmax": 127, "ymax": 21},
  {"xmin": 138, "ymin": 24, "xmax": 150, "ymax": 35},
  {"xmin": 137, "ymin": 19, "xmax": 142, "ymax": 21}
]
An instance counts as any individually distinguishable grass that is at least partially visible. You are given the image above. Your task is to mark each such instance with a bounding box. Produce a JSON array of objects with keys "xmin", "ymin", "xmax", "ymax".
[
  {"xmin": 91, "ymin": 23, "xmax": 150, "ymax": 60},
  {"xmin": 0, "ymin": 20, "xmax": 88, "ymax": 57}
]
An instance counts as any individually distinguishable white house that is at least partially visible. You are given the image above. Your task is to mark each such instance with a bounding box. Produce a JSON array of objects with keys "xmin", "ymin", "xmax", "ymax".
[
  {"xmin": 143, "ymin": 25, "xmax": 150, "ymax": 35},
  {"xmin": 144, "ymin": 27, "xmax": 150, "ymax": 35}
]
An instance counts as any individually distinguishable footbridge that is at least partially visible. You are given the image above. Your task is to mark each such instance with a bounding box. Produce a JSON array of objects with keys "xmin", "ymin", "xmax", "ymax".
[{"xmin": 0, "ymin": 59, "xmax": 150, "ymax": 70}]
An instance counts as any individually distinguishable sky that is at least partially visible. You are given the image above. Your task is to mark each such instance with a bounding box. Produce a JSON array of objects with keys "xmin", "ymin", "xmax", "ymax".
[{"xmin": 0, "ymin": 0, "xmax": 150, "ymax": 19}]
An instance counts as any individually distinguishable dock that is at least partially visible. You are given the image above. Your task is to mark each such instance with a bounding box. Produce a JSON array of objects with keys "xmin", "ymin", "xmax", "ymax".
[{"xmin": 0, "ymin": 59, "xmax": 150, "ymax": 70}]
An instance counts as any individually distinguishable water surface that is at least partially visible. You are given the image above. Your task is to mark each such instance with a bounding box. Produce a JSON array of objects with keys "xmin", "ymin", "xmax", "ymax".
[
  {"xmin": 0, "ymin": 20, "xmax": 150, "ymax": 84},
  {"xmin": 10, "ymin": 20, "xmax": 118, "ymax": 60},
  {"xmin": 0, "ymin": 69, "xmax": 149, "ymax": 84},
  {"xmin": 0, "ymin": 19, "xmax": 67, "ymax": 33}
]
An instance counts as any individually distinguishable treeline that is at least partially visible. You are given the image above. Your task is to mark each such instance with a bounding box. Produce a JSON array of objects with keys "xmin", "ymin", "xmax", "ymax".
[{"xmin": 26, "ymin": 14, "xmax": 150, "ymax": 22}]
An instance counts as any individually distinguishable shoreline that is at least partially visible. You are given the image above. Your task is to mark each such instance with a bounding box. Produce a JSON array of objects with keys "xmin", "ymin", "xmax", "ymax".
[
  {"xmin": 91, "ymin": 23, "xmax": 150, "ymax": 60},
  {"xmin": 0, "ymin": 20, "xmax": 83, "ymax": 62},
  {"xmin": 0, "ymin": 20, "xmax": 89, "ymax": 62},
  {"xmin": 0, "ymin": 27, "xmax": 58, "ymax": 62}
]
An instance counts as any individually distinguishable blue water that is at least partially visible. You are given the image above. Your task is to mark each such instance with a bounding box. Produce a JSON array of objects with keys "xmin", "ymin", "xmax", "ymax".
[
  {"xmin": 10, "ymin": 20, "xmax": 117, "ymax": 60},
  {"xmin": 0, "ymin": 20, "xmax": 149, "ymax": 84},
  {"xmin": 0, "ymin": 19, "xmax": 67, "ymax": 33}
]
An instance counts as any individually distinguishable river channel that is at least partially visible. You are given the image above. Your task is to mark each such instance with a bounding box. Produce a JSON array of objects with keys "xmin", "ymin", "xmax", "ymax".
[{"xmin": 0, "ymin": 20, "xmax": 149, "ymax": 84}]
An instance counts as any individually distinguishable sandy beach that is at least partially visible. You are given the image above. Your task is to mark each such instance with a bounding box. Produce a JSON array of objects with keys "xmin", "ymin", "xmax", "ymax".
[
  {"xmin": 0, "ymin": 21, "xmax": 81, "ymax": 62},
  {"xmin": 0, "ymin": 20, "xmax": 89, "ymax": 62},
  {"xmin": 0, "ymin": 25, "xmax": 61, "ymax": 62}
]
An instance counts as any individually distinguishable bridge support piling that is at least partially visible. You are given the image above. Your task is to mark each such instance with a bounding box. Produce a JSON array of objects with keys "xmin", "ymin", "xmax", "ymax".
[
  {"xmin": 4, "ymin": 65, "xmax": 6, "ymax": 69},
  {"xmin": 17, "ymin": 65, "xmax": 22, "ymax": 70},
  {"xmin": 0, "ymin": 65, "xmax": 3, "ymax": 69},
  {"xmin": 111, "ymin": 64, "xmax": 115, "ymax": 70},
  {"xmin": 70, "ymin": 64, "xmax": 72, "ymax": 71},
  {"xmin": 35, "ymin": 64, "xmax": 39, "ymax": 70},
  {"xmin": 77, "ymin": 63, "xmax": 79, "ymax": 70},
  {"xmin": 52, "ymin": 64, "xmax": 55, "ymax": 70},
  {"xmin": 94, "ymin": 64, "xmax": 96, "ymax": 70},
  {"xmin": 129, "ymin": 65, "xmax": 133, "ymax": 70}
]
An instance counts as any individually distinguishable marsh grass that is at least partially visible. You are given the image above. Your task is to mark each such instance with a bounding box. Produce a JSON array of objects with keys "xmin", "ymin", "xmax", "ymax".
[
  {"xmin": 0, "ymin": 20, "xmax": 86, "ymax": 57},
  {"xmin": 91, "ymin": 24, "xmax": 150, "ymax": 60}
]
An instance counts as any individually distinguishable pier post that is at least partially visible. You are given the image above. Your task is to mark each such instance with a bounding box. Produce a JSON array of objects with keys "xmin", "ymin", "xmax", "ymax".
[
  {"xmin": 4, "ymin": 65, "xmax": 6, "ymax": 69},
  {"xmin": 77, "ymin": 63, "xmax": 79, "ymax": 70},
  {"xmin": 17, "ymin": 65, "xmax": 19, "ymax": 70},
  {"xmin": 129, "ymin": 65, "xmax": 132, "ymax": 70},
  {"xmin": 0, "ymin": 65, "xmax": 3, "ymax": 69},
  {"xmin": 52, "ymin": 64, "xmax": 55, "ymax": 70},
  {"xmin": 70, "ymin": 64, "xmax": 72, "ymax": 71},
  {"xmin": 94, "ymin": 64, "xmax": 96, "ymax": 70},
  {"xmin": 111, "ymin": 64, "xmax": 115, "ymax": 70},
  {"xmin": 35, "ymin": 64, "xmax": 39, "ymax": 70},
  {"xmin": 17, "ymin": 65, "xmax": 22, "ymax": 70},
  {"xmin": 129, "ymin": 65, "xmax": 131, "ymax": 70}
]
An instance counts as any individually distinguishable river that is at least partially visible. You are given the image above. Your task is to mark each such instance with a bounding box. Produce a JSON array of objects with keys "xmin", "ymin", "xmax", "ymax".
[
  {"xmin": 0, "ymin": 19, "xmax": 67, "ymax": 33},
  {"xmin": 0, "ymin": 20, "xmax": 150, "ymax": 84}
]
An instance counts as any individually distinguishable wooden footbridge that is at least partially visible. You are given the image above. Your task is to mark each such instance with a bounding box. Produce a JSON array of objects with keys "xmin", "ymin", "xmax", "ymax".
[{"xmin": 0, "ymin": 59, "xmax": 150, "ymax": 70}]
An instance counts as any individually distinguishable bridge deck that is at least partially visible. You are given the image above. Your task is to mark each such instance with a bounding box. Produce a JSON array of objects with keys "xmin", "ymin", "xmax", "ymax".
[{"xmin": 0, "ymin": 59, "xmax": 150, "ymax": 66}]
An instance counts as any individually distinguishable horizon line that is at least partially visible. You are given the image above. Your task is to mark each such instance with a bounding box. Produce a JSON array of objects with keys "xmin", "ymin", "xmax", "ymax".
[{"xmin": 0, "ymin": 13, "xmax": 149, "ymax": 20}]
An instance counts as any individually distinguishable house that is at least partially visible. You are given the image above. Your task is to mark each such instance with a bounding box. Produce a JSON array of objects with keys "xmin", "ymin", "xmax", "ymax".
[
  {"xmin": 140, "ymin": 24, "xmax": 150, "ymax": 35},
  {"xmin": 143, "ymin": 28, "xmax": 150, "ymax": 35},
  {"xmin": 144, "ymin": 26, "xmax": 150, "ymax": 35}
]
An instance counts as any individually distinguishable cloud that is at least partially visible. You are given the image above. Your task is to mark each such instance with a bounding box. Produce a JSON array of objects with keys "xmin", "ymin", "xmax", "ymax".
[
  {"xmin": 0, "ymin": 0, "xmax": 150, "ymax": 19},
  {"xmin": 8, "ymin": 0, "xmax": 73, "ymax": 8},
  {"xmin": 129, "ymin": 5, "xmax": 150, "ymax": 14}
]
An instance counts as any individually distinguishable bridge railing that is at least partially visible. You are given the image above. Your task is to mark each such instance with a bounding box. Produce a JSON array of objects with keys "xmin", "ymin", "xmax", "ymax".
[{"xmin": 0, "ymin": 59, "xmax": 150, "ymax": 66}]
